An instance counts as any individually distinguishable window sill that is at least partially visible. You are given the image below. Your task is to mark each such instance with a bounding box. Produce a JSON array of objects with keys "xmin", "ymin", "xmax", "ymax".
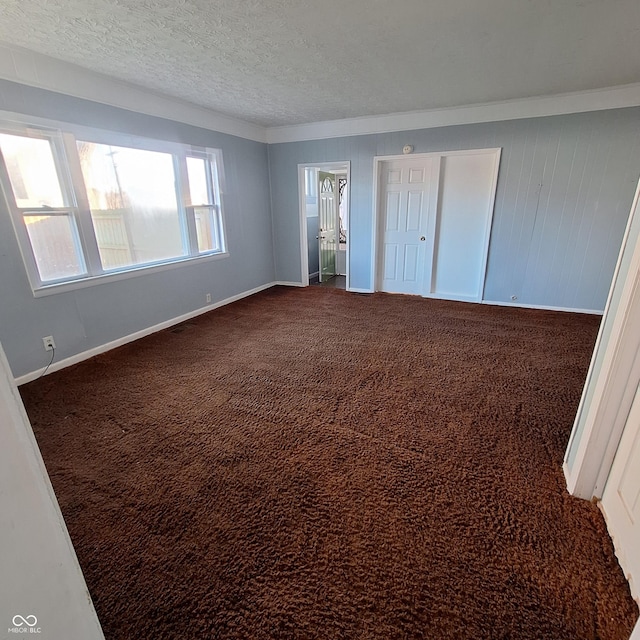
[{"xmin": 32, "ymin": 251, "xmax": 230, "ymax": 298}]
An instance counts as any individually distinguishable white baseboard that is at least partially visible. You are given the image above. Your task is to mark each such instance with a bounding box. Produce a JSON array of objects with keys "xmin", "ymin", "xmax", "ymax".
[
  {"xmin": 481, "ymin": 299, "xmax": 603, "ymax": 315},
  {"xmin": 15, "ymin": 282, "xmax": 276, "ymax": 385},
  {"xmin": 424, "ymin": 292, "xmax": 479, "ymax": 303},
  {"xmin": 347, "ymin": 287, "xmax": 374, "ymax": 294},
  {"xmin": 16, "ymin": 284, "xmax": 601, "ymax": 385},
  {"xmin": 348, "ymin": 289, "xmax": 601, "ymax": 312}
]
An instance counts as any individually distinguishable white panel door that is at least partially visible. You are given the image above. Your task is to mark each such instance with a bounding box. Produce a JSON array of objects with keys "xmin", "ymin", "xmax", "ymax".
[
  {"xmin": 378, "ymin": 158, "xmax": 435, "ymax": 295},
  {"xmin": 601, "ymin": 380, "xmax": 640, "ymax": 603},
  {"xmin": 318, "ymin": 171, "xmax": 337, "ymax": 282},
  {"xmin": 432, "ymin": 151, "xmax": 500, "ymax": 302}
]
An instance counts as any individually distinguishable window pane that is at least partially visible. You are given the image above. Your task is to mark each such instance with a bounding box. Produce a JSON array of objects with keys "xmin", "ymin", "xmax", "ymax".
[
  {"xmin": 0, "ymin": 133, "xmax": 65, "ymax": 208},
  {"xmin": 186, "ymin": 157, "xmax": 211, "ymax": 205},
  {"xmin": 24, "ymin": 215, "xmax": 85, "ymax": 282},
  {"xmin": 194, "ymin": 206, "xmax": 221, "ymax": 253},
  {"xmin": 77, "ymin": 141, "xmax": 185, "ymax": 270},
  {"xmin": 305, "ymin": 167, "xmax": 317, "ymax": 198}
]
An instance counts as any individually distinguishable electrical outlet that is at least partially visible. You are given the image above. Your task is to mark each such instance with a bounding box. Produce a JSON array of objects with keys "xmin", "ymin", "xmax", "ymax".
[
  {"xmin": 206, "ymin": 293, "xmax": 212, "ymax": 303},
  {"xmin": 42, "ymin": 336, "xmax": 56, "ymax": 351}
]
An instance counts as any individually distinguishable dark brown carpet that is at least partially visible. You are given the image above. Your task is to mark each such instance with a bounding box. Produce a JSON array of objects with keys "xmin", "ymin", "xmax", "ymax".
[{"xmin": 21, "ymin": 286, "xmax": 638, "ymax": 639}]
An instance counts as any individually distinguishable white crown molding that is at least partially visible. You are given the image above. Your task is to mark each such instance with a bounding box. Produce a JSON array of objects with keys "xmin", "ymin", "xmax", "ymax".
[
  {"xmin": 0, "ymin": 42, "xmax": 267, "ymax": 143},
  {"xmin": 266, "ymin": 84, "xmax": 640, "ymax": 144}
]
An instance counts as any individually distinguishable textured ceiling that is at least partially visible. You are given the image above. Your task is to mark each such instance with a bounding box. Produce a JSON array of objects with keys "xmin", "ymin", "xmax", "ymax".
[{"xmin": 0, "ymin": 0, "xmax": 639, "ymax": 127}]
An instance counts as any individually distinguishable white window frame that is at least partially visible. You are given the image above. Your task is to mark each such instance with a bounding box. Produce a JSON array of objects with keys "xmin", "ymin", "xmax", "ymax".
[
  {"xmin": 0, "ymin": 115, "xmax": 228, "ymax": 297},
  {"xmin": 181, "ymin": 149, "xmax": 227, "ymax": 256}
]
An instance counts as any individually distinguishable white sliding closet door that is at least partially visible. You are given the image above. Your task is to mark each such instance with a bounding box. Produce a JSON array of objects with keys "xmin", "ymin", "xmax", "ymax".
[{"xmin": 431, "ymin": 150, "xmax": 500, "ymax": 302}]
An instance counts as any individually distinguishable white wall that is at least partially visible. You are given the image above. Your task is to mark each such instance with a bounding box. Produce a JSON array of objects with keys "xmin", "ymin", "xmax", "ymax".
[{"xmin": 0, "ymin": 342, "xmax": 104, "ymax": 638}]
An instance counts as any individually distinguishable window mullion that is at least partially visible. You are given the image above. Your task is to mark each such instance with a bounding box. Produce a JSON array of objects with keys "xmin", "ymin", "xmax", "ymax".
[
  {"xmin": 0, "ymin": 151, "xmax": 44, "ymax": 289},
  {"xmin": 208, "ymin": 151, "xmax": 226, "ymax": 254},
  {"xmin": 61, "ymin": 132, "xmax": 104, "ymax": 276},
  {"xmin": 210, "ymin": 152, "xmax": 226, "ymax": 253},
  {"xmin": 17, "ymin": 207, "xmax": 75, "ymax": 215},
  {"xmin": 176, "ymin": 154, "xmax": 199, "ymax": 256}
]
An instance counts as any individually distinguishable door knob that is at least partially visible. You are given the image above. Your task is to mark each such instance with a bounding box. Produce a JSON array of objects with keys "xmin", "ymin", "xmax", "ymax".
[{"xmin": 420, "ymin": 236, "xmax": 426, "ymax": 241}]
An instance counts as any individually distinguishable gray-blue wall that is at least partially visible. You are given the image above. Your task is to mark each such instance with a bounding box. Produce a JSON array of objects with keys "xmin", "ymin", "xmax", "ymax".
[
  {"xmin": 0, "ymin": 80, "xmax": 275, "ymax": 378},
  {"xmin": 268, "ymin": 109, "xmax": 640, "ymax": 309},
  {"xmin": 3, "ymin": 77, "xmax": 640, "ymax": 380}
]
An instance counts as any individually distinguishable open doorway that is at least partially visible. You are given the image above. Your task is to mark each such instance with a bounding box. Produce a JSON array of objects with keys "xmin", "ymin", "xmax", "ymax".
[{"xmin": 298, "ymin": 162, "xmax": 350, "ymax": 289}]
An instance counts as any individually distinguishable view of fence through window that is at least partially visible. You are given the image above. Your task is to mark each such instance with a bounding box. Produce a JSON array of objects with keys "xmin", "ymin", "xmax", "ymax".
[
  {"xmin": 77, "ymin": 142, "xmax": 184, "ymax": 270},
  {"xmin": 186, "ymin": 155, "xmax": 221, "ymax": 253},
  {"xmin": 23, "ymin": 214, "xmax": 85, "ymax": 281},
  {"xmin": 0, "ymin": 124, "xmax": 225, "ymax": 289}
]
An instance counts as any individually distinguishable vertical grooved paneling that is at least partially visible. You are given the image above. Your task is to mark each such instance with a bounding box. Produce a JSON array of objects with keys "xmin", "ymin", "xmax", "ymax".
[
  {"xmin": 522, "ymin": 120, "xmax": 563, "ymax": 303},
  {"xmin": 565, "ymin": 122, "xmax": 607, "ymax": 308},
  {"xmin": 544, "ymin": 117, "xmax": 582, "ymax": 305},
  {"xmin": 555, "ymin": 118, "xmax": 593, "ymax": 306},
  {"xmin": 269, "ymin": 108, "xmax": 640, "ymax": 311}
]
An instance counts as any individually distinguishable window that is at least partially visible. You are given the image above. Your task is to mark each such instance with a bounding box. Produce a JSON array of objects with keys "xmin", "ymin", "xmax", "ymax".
[
  {"xmin": 77, "ymin": 141, "xmax": 185, "ymax": 270},
  {"xmin": 186, "ymin": 155, "xmax": 224, "ymax": 254},
  {"xmin": 0, "ymin": 122, "xmax": 226, "ymax": 292},
  {"xmin": 304, "ymin": 167, "xmax": 317, "ymax": 203}
]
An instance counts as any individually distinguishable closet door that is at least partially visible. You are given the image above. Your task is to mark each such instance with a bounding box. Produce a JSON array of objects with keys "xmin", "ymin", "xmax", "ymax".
[{"xmin": 430, "ymin": 150, "xmax": 500, "ymax": 302}]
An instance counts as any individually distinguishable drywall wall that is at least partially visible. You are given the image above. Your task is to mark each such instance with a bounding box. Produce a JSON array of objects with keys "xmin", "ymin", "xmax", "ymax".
[
  {"xmin": 0, "ymin": 80, "xmax": 275, "ymax": 379},
  {"xmin": 268, "ymin": 108, "xmax": 640, "ymax": 310},
  {"xmin": 0, "ymin": 342, "xmax": 104, "ymax": 638}
]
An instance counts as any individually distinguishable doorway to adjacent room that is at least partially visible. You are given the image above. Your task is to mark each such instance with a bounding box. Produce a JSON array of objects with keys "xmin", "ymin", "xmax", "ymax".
[{"xmin": 298, "ymin": 162, "xmax": 350, "ymax": 289}]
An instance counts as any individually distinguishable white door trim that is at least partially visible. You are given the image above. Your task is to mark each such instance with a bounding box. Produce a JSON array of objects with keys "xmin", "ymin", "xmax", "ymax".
[
  {"xmin": 371, "ymin": 148, "xmax": 501, "ymax": 298},
  {"xmin": 564, "ymin": 178, "xmax": 640, "ymax": 499},
  {"xmin": 297, "ymin": 161, "xmax": 350, "ymax": 289}
]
